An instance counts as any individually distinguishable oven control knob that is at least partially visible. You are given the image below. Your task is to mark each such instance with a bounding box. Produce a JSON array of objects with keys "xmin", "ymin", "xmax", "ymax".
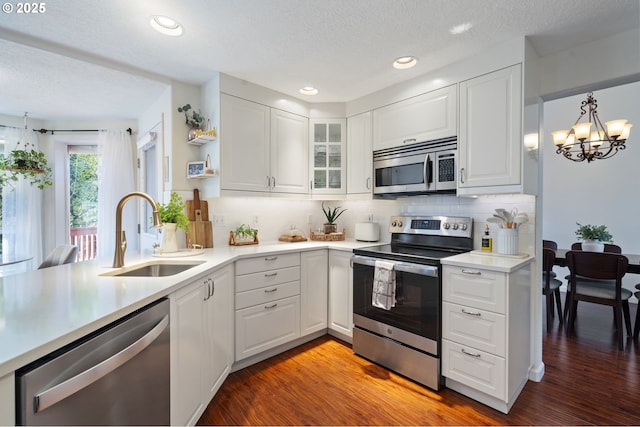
[
  {"xmin": 397, "ymin": 221, "xmax": 403, "ymax": 227},
  {"xmin": 391, "ymin": 221, "xmax": 397, "ymax": 227},
  {"xmin": 443, "ymin": 223, "xmax": 450, "ymax": 229},
  {"xmin": 461, "ymin": 223, "xmax": 468, "ymax": 230},
  {"xmin": 452, "ymin": 223, "xmax": 459, "ymax": 230}
]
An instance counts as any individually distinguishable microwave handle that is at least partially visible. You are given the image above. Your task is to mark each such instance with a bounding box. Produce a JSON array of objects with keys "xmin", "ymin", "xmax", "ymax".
[{"xmin": 423, "ymin": 154, "xmax": 433, "ymax": 189}]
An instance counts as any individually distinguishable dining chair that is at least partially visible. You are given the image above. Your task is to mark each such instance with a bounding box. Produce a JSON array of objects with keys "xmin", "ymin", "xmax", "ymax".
[
  {"xmin": 543, "ymin": 248, "xmax": 563, "ymax": 332},
  {"xmin": 634, "ymin": 289, "xmax": 640, "ymax": 339},
  {"xmin": 564, "ymin": 242, "xmax": 623, "ymax": 320},
  {"xmin": 38, "ymin": 245, "xmax": 79, "ymax": 269},
  {"xmin": 565, "ymin": 250, "xmax": 632, "ymax": 350},
  {"xmin": 570, "ymin": 242, "xmax": 622, "ymax": 253},
  {"xmin": 543, "ymin": 240, "xmax": 559, "ymax": 278}
]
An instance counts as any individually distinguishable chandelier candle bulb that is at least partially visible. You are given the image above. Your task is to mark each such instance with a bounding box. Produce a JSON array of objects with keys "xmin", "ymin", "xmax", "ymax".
[
  {"xmin": 552, "ymin": 130, "xmax": 569, "ymax": 146},
  {"xmin": 572, "ymin": 122, "xmax": 592, "ymax": 140},
  {"xmin": 605, "ymin": 119, "xmax": 627, "ymax": 138}
]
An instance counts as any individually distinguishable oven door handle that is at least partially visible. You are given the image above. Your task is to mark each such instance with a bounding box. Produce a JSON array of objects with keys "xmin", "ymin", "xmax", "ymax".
[{"xmin": 350, "ymin": 255, "xmax": 438, "ymax": 278}]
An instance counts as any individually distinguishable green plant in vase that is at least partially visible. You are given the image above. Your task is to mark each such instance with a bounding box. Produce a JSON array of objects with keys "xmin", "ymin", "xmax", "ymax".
[
  {"xmin": 156, "ymin": 192, "xmax": 190, "ymax": 232},
  {"xmin": 321, "ymin": 202, "xmax": 347, "ymax": 234},
  {"xmin": 575, "ymin": 222, "xmax": 613, "ymax": 252}
]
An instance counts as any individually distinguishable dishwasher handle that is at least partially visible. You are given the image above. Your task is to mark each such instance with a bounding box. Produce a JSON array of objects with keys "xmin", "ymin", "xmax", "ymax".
[{"xmin": 34, "ymin": 314, "xmax": 169, "ymax": 413}]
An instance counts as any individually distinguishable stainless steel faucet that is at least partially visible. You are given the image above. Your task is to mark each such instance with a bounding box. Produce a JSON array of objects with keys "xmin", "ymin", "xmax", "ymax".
[{"xmin": 113, "ymin": 192, "xmax": 163, "ymax": 268}]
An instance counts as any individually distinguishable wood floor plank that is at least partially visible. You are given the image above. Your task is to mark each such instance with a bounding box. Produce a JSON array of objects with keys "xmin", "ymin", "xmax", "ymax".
[{"xmin": 198, "ymin": 300, "xmax": 640, "ymax": 426}]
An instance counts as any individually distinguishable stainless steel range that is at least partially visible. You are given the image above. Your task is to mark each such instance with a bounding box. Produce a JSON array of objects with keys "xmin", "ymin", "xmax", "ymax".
[{"xmin": 351, "ymin": 215, "xmax": 473, "ymax": 390}]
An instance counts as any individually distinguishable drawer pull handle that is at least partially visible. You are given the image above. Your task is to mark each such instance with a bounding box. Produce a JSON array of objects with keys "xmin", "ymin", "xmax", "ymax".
[
  {"xmin": 461, "ymin": 348, "xmax": 481, "ymax": 358},
  {"xmin": 461, "ymin": 309, "xmax": 481, "ymax": 317},
  {"xmin": 264, "ymin": 287, "xmax": 278, "ymax": 293},
  {"xmin": 264, "ymin": 272, "xmax": 278, "ymax": 277},
  {"xmin": 264, "ymin": 256, "xmax": 278, "ymax": 261},
  {"xmin": 403, "ymin": 138, "xmax": 416, "ymax": 144},
  {"xmin": 461, "ymin": 269, "xmax": 482, "ymax": 275},
  {"xmin": 264, "ymin": 303, "xmax": 278, "ymax": 309}
]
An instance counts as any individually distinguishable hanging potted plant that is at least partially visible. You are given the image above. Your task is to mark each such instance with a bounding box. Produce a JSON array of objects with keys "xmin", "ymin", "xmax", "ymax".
[
  {"xmin": 156, "ymin": 192, "xmax": 190, "ymax": 253},
  {"xmin": 177, "ymin": 104, "xmax": 205, "ymax": 141},
  {"xmin": 0, "ymin": 140, "xmax": 53, "ymax": 190},
  {"xmin": 575, "ymin": 222, "xmax": 613, "ymax": 252}
]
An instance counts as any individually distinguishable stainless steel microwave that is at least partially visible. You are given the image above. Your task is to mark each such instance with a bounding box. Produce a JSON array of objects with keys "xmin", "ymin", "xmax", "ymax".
[{"xmin": 373, "ymin": 137, "xmax": 457, "ymax": 197}]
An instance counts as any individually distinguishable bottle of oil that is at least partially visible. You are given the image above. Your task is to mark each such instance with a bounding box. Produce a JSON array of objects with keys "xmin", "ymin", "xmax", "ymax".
[{"xmin": 481, "ymin": 224, "xmax": 493, "ymax": 252}]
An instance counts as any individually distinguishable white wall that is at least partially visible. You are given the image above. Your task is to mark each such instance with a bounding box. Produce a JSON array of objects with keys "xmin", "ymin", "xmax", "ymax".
[{"xmin": 542, "ymin": 80, "xmax": 640, "ymax": 298}]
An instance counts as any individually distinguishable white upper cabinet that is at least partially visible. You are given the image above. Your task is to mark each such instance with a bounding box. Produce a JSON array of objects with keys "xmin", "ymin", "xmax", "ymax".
[
  {"xmin": 271, "ymin": 109, "xmax": 309, "ymax": 194},
  {"xmin": 220, "ymin": 94, "xmax": 271, "ymax": 192},
  {"xmin": 220, "ymin": 93, "xmax": 309, "ymax": 194},
  {"xmin": 458, "ymin": 64, "xmax": 522, "ymax": 194},
  {"xmin": 372, "ymin": 85, "xmax": 457, "ymax": 151},
  {"xmin": 310, "ymin": 119, "xmax": 346, "ymax": 195},
  {"xmin": 347, "ymin": 111, "xmax": 373, "ymax": 195}
]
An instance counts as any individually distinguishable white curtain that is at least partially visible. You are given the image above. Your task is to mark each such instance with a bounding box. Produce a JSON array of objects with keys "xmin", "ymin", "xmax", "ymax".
[
  {"xmin": 1, "ymin": 126, "xmax": 44, "ymax": 267},
  {"xmin": 97, "ymin": 130, "xmax": 136, "ymax": 262}
]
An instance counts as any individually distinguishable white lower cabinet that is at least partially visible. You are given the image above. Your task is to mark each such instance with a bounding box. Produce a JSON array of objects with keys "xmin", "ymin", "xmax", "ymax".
[
  {"xmin": 300, "ymin": 250, "xmax": 329, "ymax": 334},
  {"xmin": 328, "ymin": 250, "xmax": 353, "ymax": 340},
  {"xmin": 0, "ymin": 372, "xmax": 14, "ymax": 426},
  {"xmin": 235, "ymin": 253, "xmax": 302, "ymax": 361},
  {"xmin": 170, "ymin": 265, "xmax": 233, "ymax": 426},
  {"xmin": 441, "ymin": 262, "xmax": 531, "ymax": 414}
]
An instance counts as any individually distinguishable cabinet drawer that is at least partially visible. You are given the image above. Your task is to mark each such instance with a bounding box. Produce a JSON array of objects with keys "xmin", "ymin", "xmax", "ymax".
[
  {"xmin": 442, "ymin": 339, "xmax": 505, "ymax": 400},
  {"xmin": 235, "ymin": 295, "xmax": 301, "ymax": 360},
  {"xmin": 235, "ymin": 281, "xmax": 300, "ymax": 310},
  {"xmin": 443, "ymin": 266, "xmax": 506, "ymax": 313},
  {"xmin": 235, "ymin": 266, "xmax": 300, "ymax": 292},
  {"xmin": 236, "ymin": 253, "xmax": 300, "ymax": 275},
  {"xmin": 442, "ymin": 302, "xmax": 506, "ymax": 356}
]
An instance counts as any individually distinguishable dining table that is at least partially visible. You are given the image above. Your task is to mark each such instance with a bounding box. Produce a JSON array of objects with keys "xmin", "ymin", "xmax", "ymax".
[{"xmin": 554, "ymin": 248, "xmax": 640, "ymax": 274}]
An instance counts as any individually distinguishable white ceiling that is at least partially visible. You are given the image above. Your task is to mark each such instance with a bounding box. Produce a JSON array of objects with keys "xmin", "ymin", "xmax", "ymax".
[{"xmin": 0, "ymin": 0, "xmax": 638, "ymax": 121}]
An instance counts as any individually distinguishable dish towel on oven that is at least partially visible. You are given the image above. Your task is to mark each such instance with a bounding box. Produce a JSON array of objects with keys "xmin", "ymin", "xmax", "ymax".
[{"xmin": 372, "ymin": 260, "xmax": 396, "ymax": 310}]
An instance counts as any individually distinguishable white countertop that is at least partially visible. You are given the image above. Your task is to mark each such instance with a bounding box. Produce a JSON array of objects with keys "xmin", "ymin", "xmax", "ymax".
[
  {"xmin": 441, "ymin": 251, "xmax": 534, "ymax": 272},
  {"xmin": 0, "ymin": 239, "xmax": 378, "ymax": 377}
]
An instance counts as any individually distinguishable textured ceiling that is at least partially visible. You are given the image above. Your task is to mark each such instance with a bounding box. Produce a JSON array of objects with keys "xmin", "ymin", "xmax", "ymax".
[{"xmin": 0, "ymin": 0, "xmax": 638, "ymax": 120}]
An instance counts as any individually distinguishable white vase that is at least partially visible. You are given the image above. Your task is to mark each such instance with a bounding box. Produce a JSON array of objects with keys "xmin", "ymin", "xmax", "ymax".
[
  {"xmin": 582, "ymin": 239, "xmax": 604, "ymax": 252},
  {"xmin": 497, "ymin": 228, "xmax": 519, "ymax": 255},
  {"xmin": 160, "ymin": 223, "xmax": 179, "ymax": 253}
]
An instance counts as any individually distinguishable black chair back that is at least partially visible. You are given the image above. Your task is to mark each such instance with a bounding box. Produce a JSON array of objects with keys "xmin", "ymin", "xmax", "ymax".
[{"xmin": 570, "ymin": 242, "xmax": 622, "ymax": 254}]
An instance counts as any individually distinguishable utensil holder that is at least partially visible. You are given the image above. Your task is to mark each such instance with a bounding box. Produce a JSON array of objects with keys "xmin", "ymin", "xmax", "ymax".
[{"xmin": 497, "ymin": 228, "xmax": 519, "ymax": 255}]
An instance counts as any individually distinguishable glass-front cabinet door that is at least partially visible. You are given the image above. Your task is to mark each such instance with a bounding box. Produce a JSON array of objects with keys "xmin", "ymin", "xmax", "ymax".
[{"xmin": 310, "ymin": 119, "xmax": 346, "ymax": 195}]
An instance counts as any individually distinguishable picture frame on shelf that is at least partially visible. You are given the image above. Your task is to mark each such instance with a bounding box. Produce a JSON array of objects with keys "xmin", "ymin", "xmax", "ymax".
[{"xmin": 187, "ymin": 161, "xmax": 206, "ymax": 178}]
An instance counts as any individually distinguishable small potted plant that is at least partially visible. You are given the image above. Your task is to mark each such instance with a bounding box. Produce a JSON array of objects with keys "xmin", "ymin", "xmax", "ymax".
[
  {"xmin": 177, "ymin": 104, "xmax": 205, "ymax": 141},
  {"xmin": 321, "ymin": 202, "xmax": 347, "ymax": 234},
  {"xmin": 0, "ymin": 141, "xmax": 53, "ymax": 190},
  {"xmin": 229, "ymin": 224, "xmax": 259, "ymax": 245},
  {"xmin": 156, "ymin": 192, "xmax": 190, "ymax": 253},
  {"xmin": 575, "ymin": 222, "xmax": 613, "ymax": 252}
]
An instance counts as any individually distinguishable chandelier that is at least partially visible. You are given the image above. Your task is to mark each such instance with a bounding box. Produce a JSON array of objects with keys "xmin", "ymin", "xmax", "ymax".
[{"xmin": 551, "ymin": 92, "xmax": 632, "ymax": 163}]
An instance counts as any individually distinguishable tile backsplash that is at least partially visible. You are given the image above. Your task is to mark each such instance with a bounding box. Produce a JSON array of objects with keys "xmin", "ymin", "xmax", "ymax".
[{"xmin": 205, "ymin": 194, "xmax": 536, "ymax": 255}]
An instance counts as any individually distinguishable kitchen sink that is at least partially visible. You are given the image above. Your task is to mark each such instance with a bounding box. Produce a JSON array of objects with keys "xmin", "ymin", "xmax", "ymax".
[{"xmin": 101, "ymin": 260, "xmax": 205, "ymax": 277}]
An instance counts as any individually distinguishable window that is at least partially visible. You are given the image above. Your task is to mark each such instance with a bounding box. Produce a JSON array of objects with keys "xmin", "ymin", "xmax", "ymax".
[{"xmin": 68, "ymin": 145, "xmax": 98, "ymax": 261}]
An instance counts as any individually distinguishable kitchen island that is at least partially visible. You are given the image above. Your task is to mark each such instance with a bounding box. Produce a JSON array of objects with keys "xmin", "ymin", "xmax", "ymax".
[{"xmin": 0, "ymin": 239, "xmax": 375, "ymax": 425}]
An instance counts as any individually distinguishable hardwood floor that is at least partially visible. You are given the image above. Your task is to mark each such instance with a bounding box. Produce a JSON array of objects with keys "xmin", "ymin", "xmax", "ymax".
[{"xmin": 198, "ymin": 300, "xmax": 640, "ymax": 426}]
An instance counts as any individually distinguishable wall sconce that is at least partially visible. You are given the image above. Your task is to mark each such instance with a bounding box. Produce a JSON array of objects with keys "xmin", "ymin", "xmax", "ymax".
[{"xmin": 524, "ymin": 133, "xmax": 539, "ymax": 159}]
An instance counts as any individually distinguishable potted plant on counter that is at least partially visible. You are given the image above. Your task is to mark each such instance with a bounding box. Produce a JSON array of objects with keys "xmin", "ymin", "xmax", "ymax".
[
  {"xmin": 156, "ymin": 192, "xmax": 190, "ymax": 253},
  {"xmin": 321, "ymin": 202, "xmax": 347, "ymax": 234},
  {"xmin": 575, "ymin": 222, "xmax": 613, "ymax": 252},
  {"xmin": 229, "ymin": 224, "xmax": 259, "ymax": 245}
]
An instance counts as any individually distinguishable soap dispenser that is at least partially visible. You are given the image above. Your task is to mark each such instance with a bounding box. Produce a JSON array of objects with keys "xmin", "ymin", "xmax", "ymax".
[{"xmin": 481, "ymin": 224, "xmax": 493, "ymax": 252}]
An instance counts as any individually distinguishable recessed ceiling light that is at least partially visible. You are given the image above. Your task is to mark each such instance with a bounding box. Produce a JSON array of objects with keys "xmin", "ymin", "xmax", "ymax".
[
  {"xmin": 393, "ymin": 56, "xmax": 417, "ymax": 69},
  {"xmin": 449, "ymin": 22, "xmax": 473, "ymax": 35},
  {"xmin": 150, "ymin": 15, "xmax": 183, "ymax": 36},
  {"xmin": 299, "ymin": 86, "xmax": 318, "ymax": 96}
]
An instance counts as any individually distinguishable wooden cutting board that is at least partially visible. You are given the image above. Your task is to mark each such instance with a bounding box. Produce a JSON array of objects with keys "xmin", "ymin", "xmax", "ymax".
[
  {"xmin": 186, "ymin": 189, "xmax": 209, "ymax": 222},
  {"xmin": 188, "ymin": 208, "xmax": 213, "ymax": 248}
]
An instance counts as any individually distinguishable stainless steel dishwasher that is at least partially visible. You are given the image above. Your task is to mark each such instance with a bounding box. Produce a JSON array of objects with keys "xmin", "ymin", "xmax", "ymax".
[{"xmin": 16, "ymin": 298, "xmax": 170, "ymax": 426}]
